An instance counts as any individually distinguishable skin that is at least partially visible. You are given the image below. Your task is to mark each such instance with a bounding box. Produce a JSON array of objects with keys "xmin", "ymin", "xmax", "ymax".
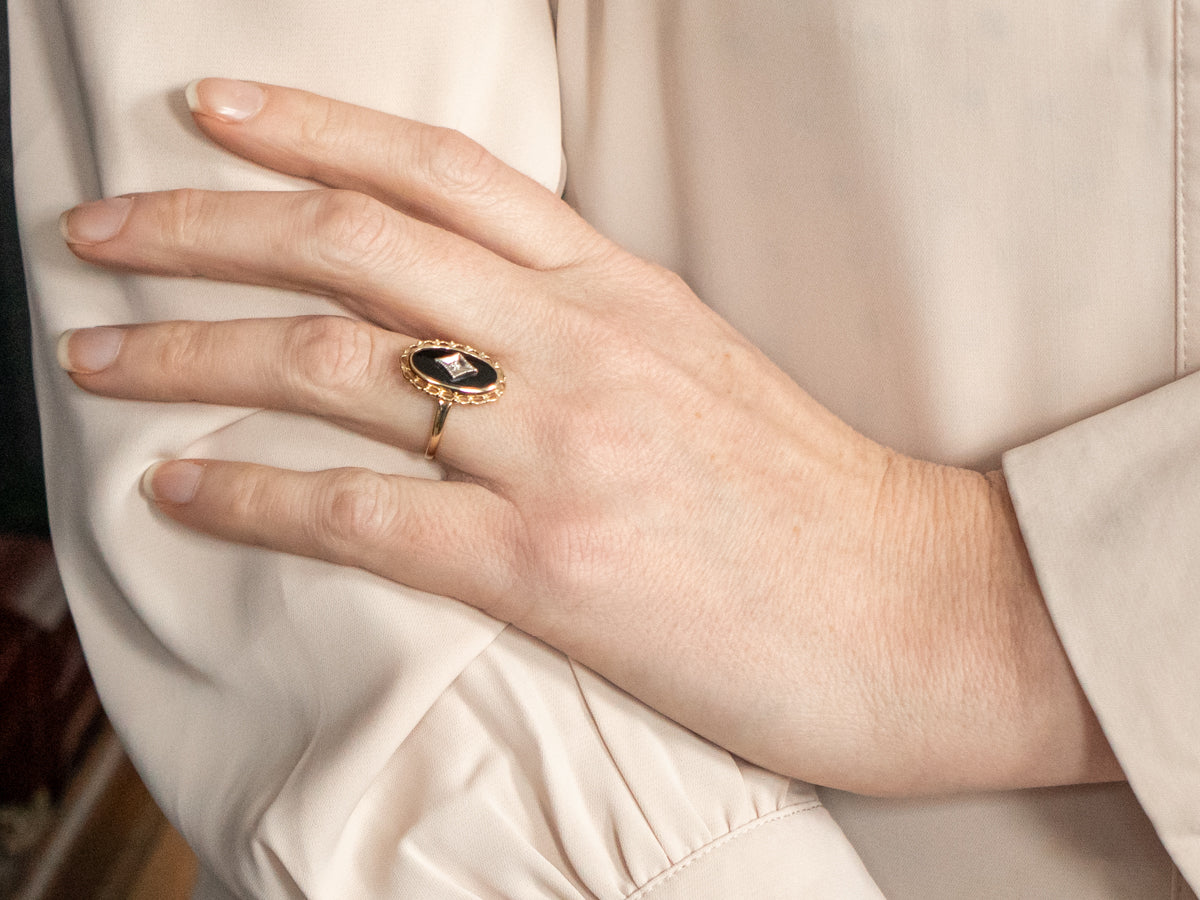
[{"xmin": 58, "ymin": 79, "xmax": 1121, "ymax": 796}]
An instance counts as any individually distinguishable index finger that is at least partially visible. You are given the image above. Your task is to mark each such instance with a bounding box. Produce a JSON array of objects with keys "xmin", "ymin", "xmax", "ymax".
[{"xmin": 186, "ymin": 78, "xmax": 606, "ymax": 270}]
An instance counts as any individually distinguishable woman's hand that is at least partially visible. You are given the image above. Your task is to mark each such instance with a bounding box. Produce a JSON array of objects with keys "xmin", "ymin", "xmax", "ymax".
[{"xmin": 58, "ymin": 79, "xmax": 1118, "ymax": 795}]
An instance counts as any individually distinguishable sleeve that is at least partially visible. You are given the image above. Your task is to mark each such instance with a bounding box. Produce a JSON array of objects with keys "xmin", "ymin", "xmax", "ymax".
[
  {"xmin": 9, "ymin": 1, "xmax": 883, "ymax": 897},
  {"xmin": 1003, "ymin": 372, "xmax": 1200, "ymax": 893}
]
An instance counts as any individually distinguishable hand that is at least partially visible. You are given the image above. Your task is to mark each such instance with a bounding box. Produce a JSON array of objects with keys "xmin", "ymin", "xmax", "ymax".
[{"xmin": 58, "ymin": 79, "xmax": 1119, "ymax": 795}]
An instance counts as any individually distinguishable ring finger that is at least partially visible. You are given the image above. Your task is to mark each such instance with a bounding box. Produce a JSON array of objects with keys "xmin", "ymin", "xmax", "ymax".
[{"xmin": 58, "ymin": 315, "xmax": 527, "ymax": 472}]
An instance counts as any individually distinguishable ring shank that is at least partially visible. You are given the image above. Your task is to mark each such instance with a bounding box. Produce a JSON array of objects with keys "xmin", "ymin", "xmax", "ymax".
[{"xmin": 425, "ymin": 398, "xmax": 452, "ymax": 459}]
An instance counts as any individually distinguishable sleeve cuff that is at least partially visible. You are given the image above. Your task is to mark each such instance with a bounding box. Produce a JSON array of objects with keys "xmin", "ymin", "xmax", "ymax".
[{"xmin": 1003, "ymin": 372, "xmax": 1200, "ymax": 891}]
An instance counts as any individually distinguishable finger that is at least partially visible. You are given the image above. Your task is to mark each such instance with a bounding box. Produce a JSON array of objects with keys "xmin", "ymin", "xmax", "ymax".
[
  {"xmin": 59, "ymin": 188, "xmax": 537, "ymax": 349},
  {"xmin": 58, "ymin": 317, "xmax": 526, "ymax": 468},
  {"xmin": 185, "ymin": 78, "xmax": 605, "ymax": 270},
  {"xmin": 144, "ymin": 459, "xmax": 517, "ymax": 616}
]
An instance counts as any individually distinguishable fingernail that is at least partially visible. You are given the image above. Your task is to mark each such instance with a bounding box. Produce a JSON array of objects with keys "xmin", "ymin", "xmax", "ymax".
[
  {"xmin": 142, "ymin": 461, "xmax": 204, "ymax": 504},
  {"xmin": 60, "ymin": 197, "xmax": 133, "ymax": 244},
  {"xmin": 57, "ymin": 326, "xmax": 125, "ymax": 373},
  {"xmin": 186, "ymin": 78, "xmax": 266, "ymax": 123}
]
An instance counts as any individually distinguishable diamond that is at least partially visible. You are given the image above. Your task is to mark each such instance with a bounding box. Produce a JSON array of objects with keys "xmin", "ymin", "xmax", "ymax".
[{"xmin": 434, "ymin": 352, "xmax": 479, "ymax": 382}]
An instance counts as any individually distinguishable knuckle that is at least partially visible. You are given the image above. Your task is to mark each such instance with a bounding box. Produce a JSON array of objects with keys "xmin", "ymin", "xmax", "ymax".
[
  {"xmin": 417, "ymin": 126, "xmax": 504, "ymax": 200},
  {"xmin": 286, "ymin": 316, "xmax": 378, "ymax": 406},
  {"xmin": 296, "ymin": 96, "xmax": 353, "ymax": 153},
  {"xmin": 647, "ymin": 266, "xmax": 696, "ymax": 308},
  {"xmin": 228, "ymin": 468, "xmax": 275, "ymax": 527},
  {"xmin": 538, "ymin": 391, "xmax": 633, "ymax": 478},
  {"xmin": 633, "ymin": 264, "xmax": 694, "ymax": 314},
  {"xmin": 573, "ymin": 250, "xmax": 697, "ymax": 315},
  {"xmin": 153, "ymin": 320, "xmax": 211, "ymax": 378},
  {"xmin": 309, "ymin": 190, "xmax": 401, "ymax": 275},
  {"xmin": 156, "ymin": 188, "xmax": 216, "ymax": 250},
  {"xmin": 519, "ymin": 509, "xmax": 627, "ymax": 611},
  {"xmin": 315, "ymin": 468, "xmax": 399, "ymax": 558}
]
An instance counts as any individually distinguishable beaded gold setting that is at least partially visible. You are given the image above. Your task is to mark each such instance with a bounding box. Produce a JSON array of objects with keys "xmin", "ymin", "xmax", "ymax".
[
  {"xmin": 400, "ymin": 339, "xmax": 505, "ymax": 404},
  {"xmin": 400, "ymin": 340, "xmax": 505, "ymax": 459}
]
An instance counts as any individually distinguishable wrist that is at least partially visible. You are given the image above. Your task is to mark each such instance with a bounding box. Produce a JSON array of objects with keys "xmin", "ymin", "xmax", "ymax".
[
  {"xmin": 864, "ymin": 459, "xmax": 1120, "ymax": 794},
  {"xmin": 981, "ymin": 469, "xmax": 1123, "ymax": 788}
]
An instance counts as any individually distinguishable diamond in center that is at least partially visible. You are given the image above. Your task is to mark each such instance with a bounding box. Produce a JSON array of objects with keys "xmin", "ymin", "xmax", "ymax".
[{"xmin": 434, "ymin": 351, "xmax": 479, "ymax": 382}]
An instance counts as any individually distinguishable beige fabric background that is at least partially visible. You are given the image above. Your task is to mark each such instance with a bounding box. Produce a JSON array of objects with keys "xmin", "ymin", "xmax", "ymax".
[{"xmin": 11, "ymin": 0, "xmax": 1198, "ymax": 896}]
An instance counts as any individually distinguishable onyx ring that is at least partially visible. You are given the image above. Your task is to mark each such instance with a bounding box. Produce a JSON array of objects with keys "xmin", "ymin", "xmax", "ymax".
[{"xmin": 400, "ymin": 340, "xmax": 505, "ymax": 459}]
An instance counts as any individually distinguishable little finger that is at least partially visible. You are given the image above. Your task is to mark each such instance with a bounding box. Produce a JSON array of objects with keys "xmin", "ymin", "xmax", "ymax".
[{"xmin": 144, "ymin": 459, "xmax": 518, "ymax": 615}]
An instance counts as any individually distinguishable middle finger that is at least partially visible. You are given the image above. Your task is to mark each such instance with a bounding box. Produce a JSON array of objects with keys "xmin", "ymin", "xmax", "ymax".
[{"xmin": 60, "ymin": 188, "xmax": 538, "ymax": 351}]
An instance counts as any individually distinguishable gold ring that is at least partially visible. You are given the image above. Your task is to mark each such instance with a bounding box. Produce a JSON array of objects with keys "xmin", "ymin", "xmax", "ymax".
[{"xmin": 400, "ymin": 340, "xmax": 505, "ymax": 459}]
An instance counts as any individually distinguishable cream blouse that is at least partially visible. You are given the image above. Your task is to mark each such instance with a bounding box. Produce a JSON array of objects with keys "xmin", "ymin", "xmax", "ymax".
[{"xmin": 11, "ymin": 0, "xmax": 1197, "ymax": 896}]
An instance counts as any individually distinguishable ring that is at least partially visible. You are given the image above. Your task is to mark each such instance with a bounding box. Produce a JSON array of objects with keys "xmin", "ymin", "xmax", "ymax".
[{"xmin": 400, "ymin": 340, "xmax": 505, "ymax": 459}]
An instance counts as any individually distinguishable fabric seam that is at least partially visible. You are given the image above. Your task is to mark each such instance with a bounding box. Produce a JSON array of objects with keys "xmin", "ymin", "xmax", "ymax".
[
  {"xmin": 625, "ymin": 801, "xmax": 824, "ymax": 899},
  {"xmin": 1177, "ymin": 0, "xmax": 1190, "ymax": 376}
]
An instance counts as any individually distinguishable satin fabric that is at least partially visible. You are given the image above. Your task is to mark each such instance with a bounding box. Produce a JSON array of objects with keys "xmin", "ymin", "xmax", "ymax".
[{"xmin": 10, "ymin": 0, "xmax": 1197, "ymax": 897}]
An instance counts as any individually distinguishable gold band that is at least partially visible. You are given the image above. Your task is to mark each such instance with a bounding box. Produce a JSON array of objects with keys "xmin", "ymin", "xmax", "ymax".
[
  {"xmin": 425, "ymin": 398, "xmax": 453, "ymax": 460},
  {"xmin": 401, "ymin": 340, "xmax": 505, "ymax": 461}
]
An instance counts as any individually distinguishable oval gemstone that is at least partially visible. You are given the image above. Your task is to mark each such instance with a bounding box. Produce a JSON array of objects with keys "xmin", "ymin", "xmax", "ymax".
[{"xmin": 410, "ymin": 346, "xmax": 500, "ymax": 395}]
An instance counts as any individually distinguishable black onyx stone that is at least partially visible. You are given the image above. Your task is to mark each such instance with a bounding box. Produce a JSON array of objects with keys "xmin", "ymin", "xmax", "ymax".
[{"xmin": 411, "ymin": 347, "xmax": 499, "ymax": 394}]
